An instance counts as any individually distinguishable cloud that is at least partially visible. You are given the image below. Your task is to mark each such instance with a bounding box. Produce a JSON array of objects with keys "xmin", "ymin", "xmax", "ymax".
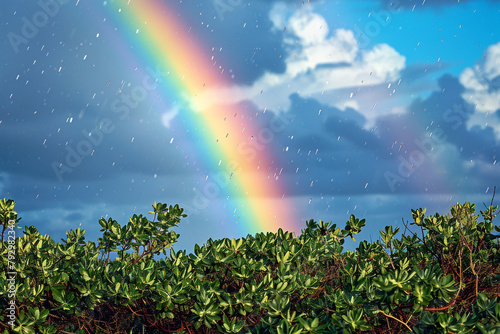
[
  {"xmin": 255, "ymin": 94, "xmax": 388, "ymax": 196},
  {"xmin": 161, "ymin": 106, "xmax": 179, "ymax": 128},
  {"xmin": 192, "ymin": 4, "xmax": 406, "ymax": 121},
  {"xmin": 324, "ymin": 115, "xmax": 381, "ymax": 151},
  {"xmin": 274, "ymin": 70, "xmax": 500, "ymax": 196},
  {"xmin": 459, "ymin": 41, "xmax": 500, "ymax": 139},
  {"xmin": 268, "ymin": 2, "xmax": 289, "ymax": 31},
  {"xmin": 373, "ymin": 73, "xmax": 500, "ymax": 193}
]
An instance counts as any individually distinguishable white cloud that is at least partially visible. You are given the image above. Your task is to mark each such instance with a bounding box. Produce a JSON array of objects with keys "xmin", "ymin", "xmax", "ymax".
[
  {"xmin": 288, "ymin": 10, "xmax": 329, "ymax": 46},
  {"xmin": 161, "ymin": 105, "xmax": 179, "ymax": 128},
  {"xmin": 459, "ymin": 42, "xmax": 500, "ymax": 139},
  {"xmin": 191, "ymin": 3, "xmax": 406, "ymax": 125},
  {"xmin": 269, "ymin": 2, "xmax": 290, "ymax": 31}
]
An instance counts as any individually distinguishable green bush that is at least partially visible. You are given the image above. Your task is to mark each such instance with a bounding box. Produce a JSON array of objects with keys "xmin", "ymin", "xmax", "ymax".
[{"xmin": 1, "ymin": 198, "xmax": 499, "ymax": 333}]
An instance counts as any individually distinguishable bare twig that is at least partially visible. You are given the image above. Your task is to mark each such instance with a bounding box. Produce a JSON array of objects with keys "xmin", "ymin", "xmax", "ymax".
[
  {"xmin": 376, "ymin": 310, "xmax": 413, "ymax": 332},
  {"xmin": 401, "ymin": 218, "xmax": 416, "ymax": 236},
  {"xmin": 491, "ymin": 186, "xmax": 496, "ymax": 207}
]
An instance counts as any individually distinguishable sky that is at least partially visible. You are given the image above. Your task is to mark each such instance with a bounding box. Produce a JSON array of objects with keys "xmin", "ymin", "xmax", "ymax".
[{"xmin": 1, "ymin": 0, "xmax": 499, "ymax": 252}]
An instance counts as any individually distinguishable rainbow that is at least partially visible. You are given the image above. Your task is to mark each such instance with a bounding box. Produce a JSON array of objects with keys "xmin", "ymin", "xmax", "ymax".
[{"xmin": 104, "ymin": 0, "xmax": 301, "ymax": 235}]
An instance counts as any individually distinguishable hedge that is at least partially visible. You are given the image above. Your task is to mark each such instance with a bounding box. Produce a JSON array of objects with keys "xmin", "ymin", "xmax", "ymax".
[{"xmin": 1, "ymin": 198, "xmax": 499, "ymax": 333}]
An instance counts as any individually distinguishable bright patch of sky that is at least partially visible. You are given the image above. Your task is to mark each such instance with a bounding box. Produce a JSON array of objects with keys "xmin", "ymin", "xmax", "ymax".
[{"xmin": 337, "ymin": 1, "xmax": 499, "ymax": 76}]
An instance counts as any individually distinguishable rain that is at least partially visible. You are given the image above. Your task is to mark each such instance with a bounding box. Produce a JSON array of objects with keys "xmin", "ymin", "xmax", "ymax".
[{"xmin": 0, "ymin": 0, "xmax": 499, "ymax": 253}]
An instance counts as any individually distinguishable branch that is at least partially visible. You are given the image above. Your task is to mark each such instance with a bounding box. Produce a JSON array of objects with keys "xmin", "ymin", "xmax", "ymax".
[
  {"xmin": 401, "ymin": 218, "xmax": 416, "ymax": 236},
  {"xmin": 423, "ymin": 297, "xmax": 456, "ymax": 312},
  {"xmin": 491, "ymin": 186, "xmax": 496, "ymax": 207},
  {"xmin": 379, "ymin": 243, "xmax": 395, "ymax": 270},
  {"xmin": 376, "ymin": 310, "xmax": 413, "ymax": 332}
]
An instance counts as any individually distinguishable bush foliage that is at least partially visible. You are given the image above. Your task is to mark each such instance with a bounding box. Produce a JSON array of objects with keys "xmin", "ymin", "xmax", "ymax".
[{"xmin": 1, "ymin": 198, "xmax": 499, "ymax": 333}]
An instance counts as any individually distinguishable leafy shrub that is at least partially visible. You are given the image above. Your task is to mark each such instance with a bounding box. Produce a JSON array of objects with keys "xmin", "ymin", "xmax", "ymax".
[{"xmin": 0, "ymin": 198, "xmax": 499, "ymax": 333}]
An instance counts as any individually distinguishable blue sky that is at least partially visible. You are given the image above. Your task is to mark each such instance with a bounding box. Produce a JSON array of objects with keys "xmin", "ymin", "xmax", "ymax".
[{"xmin": 1, "ymin": 0, "xmax": 499, "ymax": 252}]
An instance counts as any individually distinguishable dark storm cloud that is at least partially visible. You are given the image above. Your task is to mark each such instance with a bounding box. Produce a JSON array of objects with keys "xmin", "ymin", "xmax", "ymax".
[
  {"xmin": 374, "ymin": 73, "xmax": 499, "ymax": 193},
  {"xmin": 257, "ymin": 94, "xmax": 386, "ymax": 196},
  {"xmin": 407, "ymin": 74, "xmax": 498, "ymax": 161},
  {"xmin": 291, "ymin": 134, "xmax": 333, "ymax": 152},
  {"xmin": 324, "ymin": 115, "xmax": 381, "ymax": 151},
  {"xmin": 284, "ymin": 94, "xmax": 380, "ymax": 153}
]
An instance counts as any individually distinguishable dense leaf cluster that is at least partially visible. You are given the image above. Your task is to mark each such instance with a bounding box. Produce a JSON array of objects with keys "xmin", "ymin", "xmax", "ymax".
[{"xmin": 0, "ymin": 198, "xmax": 499, "ymax": 333}]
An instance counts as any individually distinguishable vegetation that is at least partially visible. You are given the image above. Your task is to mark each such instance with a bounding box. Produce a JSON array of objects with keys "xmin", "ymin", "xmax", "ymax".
[{"xmin": 0, "ymin": 197, "xmax": 499, "ymax": 333}]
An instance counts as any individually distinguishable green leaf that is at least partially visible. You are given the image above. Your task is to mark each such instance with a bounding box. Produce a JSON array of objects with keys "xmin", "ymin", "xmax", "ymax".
[{"xmin": 78, "ymin": 267, "xmax": 91, "ymax": 281}]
